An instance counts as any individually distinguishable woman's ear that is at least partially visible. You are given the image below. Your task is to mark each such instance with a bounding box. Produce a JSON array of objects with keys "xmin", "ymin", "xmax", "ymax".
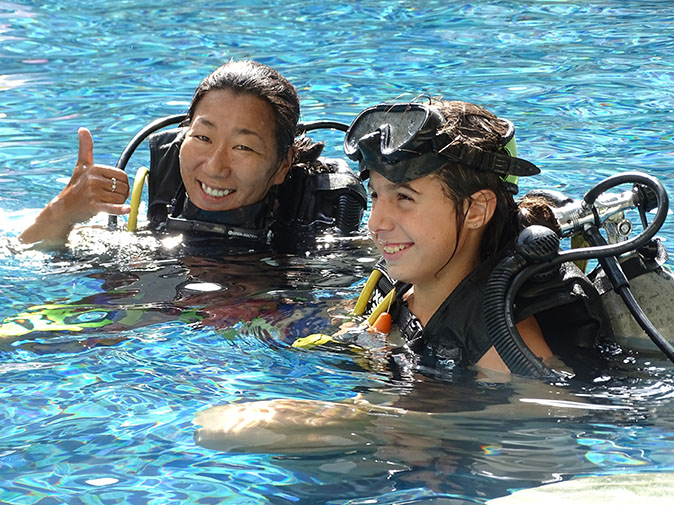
[
  {"xmin": 465, "ymin": 189, "xmax": 497, "ymax": 229},
  {"xmin": 271, "ymin": 147, "xmax": 295, "ymax": 185}
]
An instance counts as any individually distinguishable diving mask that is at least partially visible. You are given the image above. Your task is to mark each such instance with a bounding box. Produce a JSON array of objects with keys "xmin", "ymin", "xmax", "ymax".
[{"xmin": 344, "ymin": 103, "xmax": 540, "ymax": 189}]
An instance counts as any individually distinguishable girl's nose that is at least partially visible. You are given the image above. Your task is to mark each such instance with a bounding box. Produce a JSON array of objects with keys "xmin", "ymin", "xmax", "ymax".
[{"xmin": 367, "ymin": 200, "xmax": 394, "ymax": 235}]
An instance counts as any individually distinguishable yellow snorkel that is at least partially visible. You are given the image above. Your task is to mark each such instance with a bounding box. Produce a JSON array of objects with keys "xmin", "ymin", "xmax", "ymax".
[{"xmin": 292, "ymin": 265, "xmax": 394, "ymax": 349}]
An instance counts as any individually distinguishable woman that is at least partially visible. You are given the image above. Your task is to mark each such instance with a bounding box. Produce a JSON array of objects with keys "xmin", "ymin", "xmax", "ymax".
[{"xmin": 19, "ymin": 60, "xmax": 365, "ymax": 249}]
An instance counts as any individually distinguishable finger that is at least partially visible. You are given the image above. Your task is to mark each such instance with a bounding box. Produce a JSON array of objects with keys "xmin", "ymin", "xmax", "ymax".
[
  {"xmin": 77, "ymin": 127, "xmax": 95, "ymax": 168},
  {"xmin": 107, "ymin": 177, "xmax": 130, "ymax": 199},
  {"xmin": 111, "ymin": 182, "xmax": 130, "ymax": 199},
  {"xmin": 98, "ymin": 167, "xmax": 130, "ymax": 186}
]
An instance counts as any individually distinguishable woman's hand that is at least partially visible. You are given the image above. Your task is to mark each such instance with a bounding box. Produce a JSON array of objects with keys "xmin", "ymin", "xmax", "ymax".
[{"xmin": 19, "ymin": 128, "xmax": 131, "ymax": 248}]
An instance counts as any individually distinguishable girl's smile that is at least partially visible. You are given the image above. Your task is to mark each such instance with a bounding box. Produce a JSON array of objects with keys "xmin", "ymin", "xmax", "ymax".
[{"xmin": 368, "ymin": 171, "xmax": 464, "ymax": 288}]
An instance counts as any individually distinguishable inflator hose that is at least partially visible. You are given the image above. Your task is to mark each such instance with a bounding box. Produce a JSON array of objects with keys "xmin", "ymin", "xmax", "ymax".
[
  {"xmin": 335, "ymin": 193, "xmax": 364, "ymax": 232},
  {"xmin": 108, "ymin": 113, "xmax": 188, "ymax": 229}
]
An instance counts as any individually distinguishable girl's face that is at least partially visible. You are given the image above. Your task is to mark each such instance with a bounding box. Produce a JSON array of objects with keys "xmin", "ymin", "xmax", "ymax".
[
  {"xmin": 367, "ymin": 171, "xmax": 475, "ymax": 290},
  {"xmin": 179, "ymin": 89, "xmax": 290, "ymax": 212}
]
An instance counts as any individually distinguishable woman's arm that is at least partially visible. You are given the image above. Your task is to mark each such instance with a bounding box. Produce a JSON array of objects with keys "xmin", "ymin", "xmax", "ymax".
[{"xmin": 19, "ymin": 128, "xmax": 130, "ymax": 248}]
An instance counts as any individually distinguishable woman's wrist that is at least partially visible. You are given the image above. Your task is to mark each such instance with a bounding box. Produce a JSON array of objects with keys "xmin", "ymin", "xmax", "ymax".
[{"xmin": 18, "ymin": 196, "xmax": 78, "ymax": 246}]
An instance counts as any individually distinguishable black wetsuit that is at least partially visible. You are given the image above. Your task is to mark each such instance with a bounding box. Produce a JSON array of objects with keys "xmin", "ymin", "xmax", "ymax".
[{"xmin": 373, "ymin": 256, "xmax": 611, "ymax": 370}]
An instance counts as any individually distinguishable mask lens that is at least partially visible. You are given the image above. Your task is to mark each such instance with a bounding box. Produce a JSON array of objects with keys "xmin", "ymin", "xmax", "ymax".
[{"xmin": 345, "ymin": 104, "xmax": 431, "ymax": 160}]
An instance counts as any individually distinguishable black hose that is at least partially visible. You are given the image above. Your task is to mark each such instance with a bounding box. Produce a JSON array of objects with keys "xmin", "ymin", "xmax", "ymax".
[
  {"xmin": 616, "ymin": 285, "xmax": 674, "ymax": 361},
  {"xmin": 108, "ymin": 114, "xmax": 187, "ymax": 229},
  {"xmin": 335, "ymin": 193, "xmax": 364, "ymax": 233},
  {"xmin": 297, "ymin": 120, "xmax": 349, "ymax": 133},
  {"xmin": 114, "ymin": 114, "xmax": 188, "ymax": 173},
  {"xmin": 485, "ymin": 171, "xmax": 672, "ymax": 376},
  {"xmin": 484, "ymin": 255, "xmax": 557, "ymax": 377},
  {"xmin": 584, "ymin": 227, "xmax": 674, "ymax": 363}
]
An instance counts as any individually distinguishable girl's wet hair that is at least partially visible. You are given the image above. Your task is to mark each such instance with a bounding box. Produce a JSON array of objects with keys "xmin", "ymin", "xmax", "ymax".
[
  {"xmin": 186, "ymin": 60, "xmax": 300, "ymax": 162},
  {"xmin": 430, "ymin": 100, "xmax": 557, "ymax": 261}
]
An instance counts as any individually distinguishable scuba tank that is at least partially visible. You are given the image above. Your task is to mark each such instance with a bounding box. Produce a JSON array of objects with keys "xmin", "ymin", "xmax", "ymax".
[
  {"xmin": 597, "ymin": 253, "xmax": 674, "ymax": 352},
  {"xmin": 484, "ymin": 171, "xmax": 674, "ymax": 377},
  {"xmin": 551, "ymin": 174, "xmax": 674, "ymax": 352}
]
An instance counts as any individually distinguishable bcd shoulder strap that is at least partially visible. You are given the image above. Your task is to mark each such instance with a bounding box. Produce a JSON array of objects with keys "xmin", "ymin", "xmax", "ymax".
[
  {"xmin": 147, "ymin": 128, "xmax": 185, "ymax": 228},
  {"xmin": 275, "ymin": 158, "xmax": 367, "ymax": 233}
]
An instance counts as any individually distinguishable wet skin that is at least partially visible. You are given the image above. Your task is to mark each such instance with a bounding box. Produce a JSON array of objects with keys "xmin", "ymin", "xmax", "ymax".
[{"xmin": 179, "ymin": 89, "xmax": 291, "ymax": 212}]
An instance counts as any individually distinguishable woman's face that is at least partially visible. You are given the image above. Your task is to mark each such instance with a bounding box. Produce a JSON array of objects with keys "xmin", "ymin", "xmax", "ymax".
[
  {"xmin": 367, "ymin": 171, "xmax": 473, "ymax": 290},
  {"xmin": 179, "ymin": 89, "xmax": 290, "ymax": 212}
]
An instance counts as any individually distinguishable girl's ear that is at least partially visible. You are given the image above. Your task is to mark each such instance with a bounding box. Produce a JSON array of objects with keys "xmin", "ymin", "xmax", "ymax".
[
  {"xmin": 272, "ymin": 147, "xmax": 295, "ymax": 185},
  {"xmin": 465, "ymin": 189, "xmax": 497, "ymax": 229}
]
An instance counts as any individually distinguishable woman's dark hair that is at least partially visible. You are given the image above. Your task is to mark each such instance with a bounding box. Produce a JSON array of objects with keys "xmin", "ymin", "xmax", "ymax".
[
  {"xmin": 186, "ymin": 60, "xmax": 300, "ymax": 162},
  {"xmin": 430, "ymin": 100, "xmax": 555, "ymax": 261}
]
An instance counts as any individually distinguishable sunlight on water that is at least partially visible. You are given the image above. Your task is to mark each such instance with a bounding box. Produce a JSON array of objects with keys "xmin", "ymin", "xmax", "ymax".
[{"xmin": 1, "ymin": 1, "xmax": 674, "ymax": 504}]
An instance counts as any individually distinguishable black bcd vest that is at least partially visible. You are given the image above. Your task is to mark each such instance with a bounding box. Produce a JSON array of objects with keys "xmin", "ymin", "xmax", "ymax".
[{"xmin": 369, "ymin": 256, "xmax": 613, "ymax": 370}]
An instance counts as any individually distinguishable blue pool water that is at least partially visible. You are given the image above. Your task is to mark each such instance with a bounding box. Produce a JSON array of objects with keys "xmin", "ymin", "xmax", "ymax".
[{"xmin": 1, "ymin": 0, "xmax": 674, "ymax": 503}]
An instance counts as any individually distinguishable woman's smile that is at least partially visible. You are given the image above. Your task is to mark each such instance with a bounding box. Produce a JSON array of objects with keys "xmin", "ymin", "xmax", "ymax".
[
  {"xmin": 179, "ymin": 89, "xmax": 290, "ymax": 212},
  {"xmin": 199, "ymin": 181, "xmax": 235, "ymax": 199}
]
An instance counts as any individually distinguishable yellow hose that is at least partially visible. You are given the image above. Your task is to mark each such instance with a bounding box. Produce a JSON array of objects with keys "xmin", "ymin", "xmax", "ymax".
[
  {"xmin": 353, "ymin": 269, "xmax": 383, "ymax": 316},
  {"xmin": 367, "ymin": 288, "xmax": 395, "ymax": 326},
  {"xmin": 127, "ymin": 166, "xmax": 149, "ymax": 233}
]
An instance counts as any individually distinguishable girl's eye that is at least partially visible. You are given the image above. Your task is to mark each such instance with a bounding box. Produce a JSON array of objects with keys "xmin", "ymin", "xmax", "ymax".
[{"xmin": 397, "ymin": 193, "xmax": 414, "ymax": 202}]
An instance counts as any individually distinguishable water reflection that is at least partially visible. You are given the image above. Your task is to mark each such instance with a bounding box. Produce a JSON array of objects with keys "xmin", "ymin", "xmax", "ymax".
[{"xmin": 194, "ymin": 353, "xmax": 674, "ymax": 501}]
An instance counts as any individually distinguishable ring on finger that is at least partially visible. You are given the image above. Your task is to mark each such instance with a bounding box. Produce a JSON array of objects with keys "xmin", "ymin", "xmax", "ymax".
[{"xmin": 110, "ymin": 177, "xmax": 117, "ymax": 193}]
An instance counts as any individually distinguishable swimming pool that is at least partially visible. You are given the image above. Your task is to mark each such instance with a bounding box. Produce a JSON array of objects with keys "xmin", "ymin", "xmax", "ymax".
[{"xmin": 1, "ymin": 0, "xmax": 674, "ymax": 503}]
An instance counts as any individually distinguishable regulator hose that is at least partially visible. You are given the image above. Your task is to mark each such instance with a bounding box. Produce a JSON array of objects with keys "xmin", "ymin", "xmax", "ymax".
[
  {"xmin": 335, "ymin": 193, "xmax": 364, "ymax": 233},
  {"xmin": 484, "ymin": 226, "xmax": 563, "ymax": 378},
  {"xmin": 485, "ymin": 171, "xmax": 671, "ymax": 376}
]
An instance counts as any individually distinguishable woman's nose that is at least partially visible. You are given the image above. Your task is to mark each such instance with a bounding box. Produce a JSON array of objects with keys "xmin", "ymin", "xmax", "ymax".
[{"xmin": 204, "ymin": 145, "xmax": 232, "ymax": 177}]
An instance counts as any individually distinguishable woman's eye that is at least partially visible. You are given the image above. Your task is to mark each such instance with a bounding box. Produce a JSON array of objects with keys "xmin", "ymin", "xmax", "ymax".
[
  {"xmin": 397, "ymin": 193, "xmax": 414, "ymax": 202},
  {"xmin": 194, "ymin": 134, "xmax": 210, "ymax": 142}
]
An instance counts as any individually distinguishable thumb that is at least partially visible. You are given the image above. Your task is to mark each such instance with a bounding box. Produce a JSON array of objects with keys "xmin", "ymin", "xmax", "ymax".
[{"xmin": 77, "ymin": 127, "xmax": 95, "ymax": 167}]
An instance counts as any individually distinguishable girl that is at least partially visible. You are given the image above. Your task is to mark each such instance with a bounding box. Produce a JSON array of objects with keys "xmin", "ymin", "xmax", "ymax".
[{"xmin": 346, "ymin": 99, "xmax": 555, "ymax": 374}]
